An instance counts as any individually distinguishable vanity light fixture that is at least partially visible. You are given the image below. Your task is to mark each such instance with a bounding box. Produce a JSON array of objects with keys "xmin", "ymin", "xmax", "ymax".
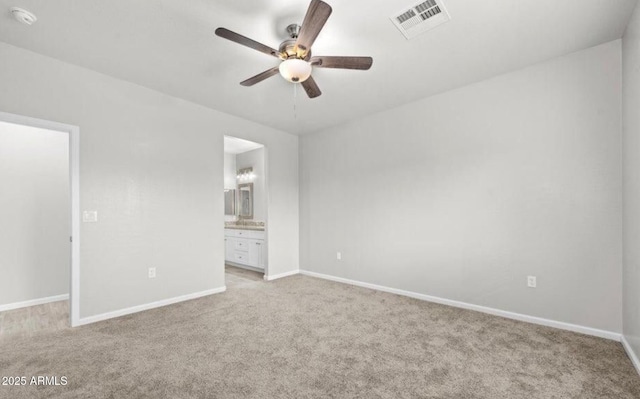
[{"xmin": 236, "ymin": 167, "xmax": 254, "ymax": 181}]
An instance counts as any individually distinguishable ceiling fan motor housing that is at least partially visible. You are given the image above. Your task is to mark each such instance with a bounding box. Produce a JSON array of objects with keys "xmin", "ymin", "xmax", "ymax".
[{"xmin": 278, "ymin": 39, "xmax": 311, "ymax": 60}]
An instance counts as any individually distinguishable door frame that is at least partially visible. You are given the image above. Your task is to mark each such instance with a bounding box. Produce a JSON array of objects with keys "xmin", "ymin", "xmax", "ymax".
[
  {"xmin": 0, "ymin": 111, "xmax": 81, "ymax": 327},
  {"xmin": 223, "ymin": 135, "xmax": 269, "ymax": 278}
]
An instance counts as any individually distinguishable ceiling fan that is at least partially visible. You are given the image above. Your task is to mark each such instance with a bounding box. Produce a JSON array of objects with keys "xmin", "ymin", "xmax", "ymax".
[{"xmin": 215, "ymin": 0, "xmax": 373, "ymax": 99}]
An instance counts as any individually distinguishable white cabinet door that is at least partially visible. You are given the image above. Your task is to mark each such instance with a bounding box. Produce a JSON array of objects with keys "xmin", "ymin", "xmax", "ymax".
[
  {"xmin": 247, "ymin": 239, "xmax": 265, "ymax": 270},
  {"xmin": 256, "ymin": 240, "xmax": 265, "ymax": 269}
]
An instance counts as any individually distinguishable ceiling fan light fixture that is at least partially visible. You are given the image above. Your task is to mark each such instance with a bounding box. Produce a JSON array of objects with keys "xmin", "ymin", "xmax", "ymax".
[{"xmin": 279, "ymin": 59, "xmax": 312, "ymax": 83}]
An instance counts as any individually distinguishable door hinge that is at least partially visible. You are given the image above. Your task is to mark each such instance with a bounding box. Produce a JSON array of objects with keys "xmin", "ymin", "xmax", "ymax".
[{"xmin": 70, "ymin": 236, "xmax": 73, "ymax": 243}]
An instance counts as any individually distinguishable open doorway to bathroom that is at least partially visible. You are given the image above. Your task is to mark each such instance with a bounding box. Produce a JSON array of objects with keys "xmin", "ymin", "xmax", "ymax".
[
  {"xmin": 0, "ymin": 111, "xmax": 80, "ymax": 339},
  {"xmin": 223, "ymin": 136, "xmax": 268, "ymax": 287}
]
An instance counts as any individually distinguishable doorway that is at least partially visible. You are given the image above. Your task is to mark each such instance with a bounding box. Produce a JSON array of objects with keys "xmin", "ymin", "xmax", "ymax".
[
  {"xmin": 223, "ymin": 136, "xmax": 268, "ymax": 287},
  {"xmin": 0, "ymin": 112, "xmax": 80, "ymax": 334}
]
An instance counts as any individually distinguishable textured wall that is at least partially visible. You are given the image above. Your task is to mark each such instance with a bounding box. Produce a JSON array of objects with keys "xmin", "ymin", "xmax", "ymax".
[
  {"xmin": 300, "ymin": 41, "xmax": 622, "ymax": 333},
  {"xmin": 224, "ymin": 152, "xmax": 237, "ymax": 222}
]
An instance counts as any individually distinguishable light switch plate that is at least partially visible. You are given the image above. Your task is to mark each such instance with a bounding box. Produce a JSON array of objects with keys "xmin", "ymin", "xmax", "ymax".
[
  {"xmin": 148, "ymin": 267, "xmax": 156, "ymax": 279},
  {"xmin": 82, "ymin": 211, "xmax": 98, "ymax": 223}
]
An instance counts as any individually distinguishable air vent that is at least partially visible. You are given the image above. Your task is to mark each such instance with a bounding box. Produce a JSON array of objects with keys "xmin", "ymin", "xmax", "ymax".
[{"xmin": 391, "ymin": 0, "xmax": 451, "ymax": 39}]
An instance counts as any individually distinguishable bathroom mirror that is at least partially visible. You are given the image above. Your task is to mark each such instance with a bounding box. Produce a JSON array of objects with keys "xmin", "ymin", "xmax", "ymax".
[
  {"xmin": 224, "ymin": 189, "xmax": 236, "ymax": 215},
  {"xmin": 238, "ymin": 183, "xmax": 253, "ymax": 219}
]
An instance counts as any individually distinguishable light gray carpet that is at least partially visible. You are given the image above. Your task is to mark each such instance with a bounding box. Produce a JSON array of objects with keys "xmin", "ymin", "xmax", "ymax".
[
  {"xmin": 0, "ymin": 300, "xmax": 69, "ymax": 340},
  {"xmin": 1, "ymin": 272, "xmax": 639, "ymax": 398}
]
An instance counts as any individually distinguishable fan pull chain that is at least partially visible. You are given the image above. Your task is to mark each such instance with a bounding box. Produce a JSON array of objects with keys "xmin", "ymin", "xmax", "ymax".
[{"xmin": 293, "ymin": 83, "xmax": 298, "ymax": 120}]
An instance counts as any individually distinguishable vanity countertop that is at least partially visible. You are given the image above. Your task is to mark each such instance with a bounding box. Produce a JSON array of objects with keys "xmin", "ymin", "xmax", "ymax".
[
  {"xmin": 225, "ymin": 226, "xmax": 265, "ymax": 231},
  {"xmin": 225, "ymin": 220, "xmax": 265, "ymax": 231}
]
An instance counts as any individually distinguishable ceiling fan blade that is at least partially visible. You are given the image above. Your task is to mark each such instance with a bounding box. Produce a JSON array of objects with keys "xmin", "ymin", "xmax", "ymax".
[
  {"xmin": 215, "ymin": 28, "xmax": 280, "ymax": 59},
  {"xmin": 240, "ymin": 66, "xmax": 281, "ymax": 86},
  {"xmin": 295, "ymin": 0, "xmax": 332, "ymax": 56},
  {"xmin": 301, "ymin": 76, "xmax": 322, "ymax": 99},
  {"xmin": 310, "ymin": 56, "xmax": 373, "ymax": 70}
]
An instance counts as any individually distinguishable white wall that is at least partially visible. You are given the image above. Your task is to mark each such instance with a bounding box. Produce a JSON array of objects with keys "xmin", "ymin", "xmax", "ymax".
[
  {"xmin": 300, "ymin": 40, "xmax": 623, "ymax": 333},
  {"xmin": 0, "ymin": 42, "xmax": 299, "ymax": 319},
  {"xmin": 237, "ymin": 147, "xmax": 266, "ymax": 222},
  {"xmin": 224, "ymin": 152, "xmax": 237, "ymax": 222},
  {"xmin": 623, "ymin": 2, "xmax": 640, "ymax": 362},
  {"xmin": 0, "ymin": 122, "xmax": 69, "ymax": 305},
  {"xmin": 223, "ymin": 152, "xmax": 237, "ymax": 191}
]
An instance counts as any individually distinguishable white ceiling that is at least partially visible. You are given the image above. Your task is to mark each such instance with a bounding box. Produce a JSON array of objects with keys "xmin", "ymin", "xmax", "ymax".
[
  {"xmin": 0, "ymin": 0, "xmax": 636, "ymax": 135},
  {"xmin": 224, "ymin": 136, "xmax": 263, "ymax": 154}
]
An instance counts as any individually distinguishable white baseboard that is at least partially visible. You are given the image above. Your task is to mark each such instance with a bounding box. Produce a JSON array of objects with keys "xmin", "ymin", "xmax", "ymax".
[
  {"xmin": 622, "ymin": 335, "xmax": 640, "ymax": 375},
  {"xmin": 299, "ymin": 270, "xmax": 621, "ymax": 341},
  {"xmin": 75, "ymin": 286, "xmax": 226, "ymax": 327},
  {"xmin": 264, "ymin": 269, "xmax": 300, "ymax": 281},
  {"xmin": 0, "ymin": 294, "xmax": 69, "ymax": 312}
]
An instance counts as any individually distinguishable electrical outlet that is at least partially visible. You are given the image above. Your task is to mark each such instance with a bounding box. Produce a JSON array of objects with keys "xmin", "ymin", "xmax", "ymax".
[
  {"xmin": 337, "ymin": 252, "xmax": 342, "ymax": 261},
  {"xmin": 527, "ymin": 276, "xmax": 536, "ymax": 288},
  {"xmin": 148, "ymin": 267, "xmax": 156, "ymax": 279}
]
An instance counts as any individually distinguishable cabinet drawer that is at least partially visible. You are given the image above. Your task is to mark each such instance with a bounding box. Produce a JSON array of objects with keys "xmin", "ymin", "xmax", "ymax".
[
  {"xmin": 224, "ymin": 228, "xmax": 265, "ymax": 240},
  {"xmin": 233, "ymin": 253, "xmax": 249, "ymax": 264},
  {"xmin": 234, "ymin": 240, "xmax": 249, "ymax": 252}
]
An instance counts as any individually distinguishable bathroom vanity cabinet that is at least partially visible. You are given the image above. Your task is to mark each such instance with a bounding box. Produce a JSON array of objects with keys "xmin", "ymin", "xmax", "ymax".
[{"xmin": 224, "ymin": 228, "xmax": 266, "ymax": 270}]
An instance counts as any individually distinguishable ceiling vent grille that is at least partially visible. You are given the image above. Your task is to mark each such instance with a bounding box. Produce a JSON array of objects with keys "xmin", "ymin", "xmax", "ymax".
[{"xmin": 391, "ymin": 0, "xmax": 451, "ymax": 39}]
